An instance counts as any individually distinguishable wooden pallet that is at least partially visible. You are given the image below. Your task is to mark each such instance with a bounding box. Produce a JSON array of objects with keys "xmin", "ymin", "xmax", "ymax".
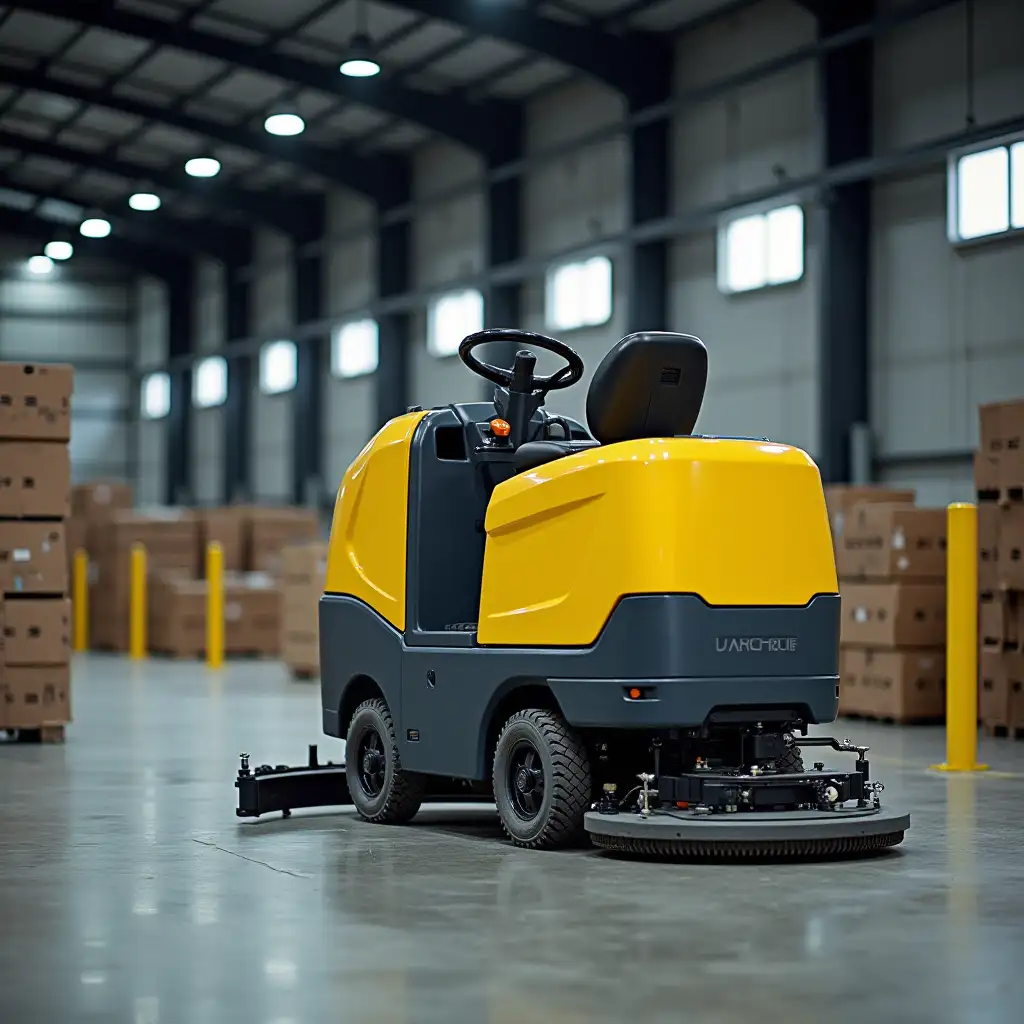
[
  {"xmin": 982, "ymin": 722, "xmax": 1024, "ymax": 739},
  {"xmin": 0, "ymin": 723, "xmax": 66, "ymax": 744}
]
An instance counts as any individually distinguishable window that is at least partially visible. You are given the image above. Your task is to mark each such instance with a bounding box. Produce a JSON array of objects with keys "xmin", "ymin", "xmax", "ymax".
[
  {"xmin": 260, "ymin": 340, "xmax": 297, "ymax": 394},
  {"xmin": 545, "ymin": 255, "xmax": 613, "ymax": 331},
  {"xmin": 332, "ymin": 319, "xmax": 379, "ymax": 378},
  {"xmin": 193, "ymin": 355, "xmax": 227, "ymax": 409},
  {"xmin": 140, "ymin": 372, "xmax": 170, "ymax": 420},
  {"xmin": 427, "ymin": 289, "xmax": 483, "ymax": 357},
  {"xmin": 948, "ymin": 138, "xmax": 1024, "ymax": 242},
  {"xmin": 717, "ymin": 204, "xmax": 804, "ymax": 295}
]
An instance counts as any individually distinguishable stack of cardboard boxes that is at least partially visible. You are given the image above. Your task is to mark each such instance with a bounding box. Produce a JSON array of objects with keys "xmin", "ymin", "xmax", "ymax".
[
  {"xmin": 89, "ymin": 509, "xmax": 199, "ymax": 651},
  {"xmin": 827, "ymin": 486, "xmax": 948, "ymax": 723},
  {"xmin": 0, "ymin": 362, "xmax": 74, "ymax": 738},
  {"xmin": 976, "ymin": 398, "xmax": 1024, "ymax": 735},
  {"xmin": 279, "ymin": 541, "xmax": 327, "ymax": 678}
]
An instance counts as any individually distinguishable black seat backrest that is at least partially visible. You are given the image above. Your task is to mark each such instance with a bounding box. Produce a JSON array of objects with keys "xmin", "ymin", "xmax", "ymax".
[{"xmin": 585, "ymin": 332, "xmax": 707, "ymax": 444}]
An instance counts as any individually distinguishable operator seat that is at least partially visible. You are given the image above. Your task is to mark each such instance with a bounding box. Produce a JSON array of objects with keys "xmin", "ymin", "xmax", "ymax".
[{"xmin": 512, "ymin": 331, "xmax": 708, "ymax": 473}]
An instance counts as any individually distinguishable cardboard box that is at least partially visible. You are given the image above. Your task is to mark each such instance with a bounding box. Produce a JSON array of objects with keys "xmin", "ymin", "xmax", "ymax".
[
  {"xmin": 0, "ymin": 441, "xmax": 70, "ymax": 518},
  {"xmin": 840, "ymin": 582, "xmax": 946, "ymax": 648},
  {"xmin": 823, "ymin": 486, "xmax": 916, "ymax": 552},
  {"xmin": 974, "ymin": 451, "xmax": 1000, "ymax": 495},
  {"xmin": 71, "ymin": 480, "xmax": 133, "ymax": 519},
  {"xmin": 2, "ymin": 597, "xmax": 71, "ymax": 665},
  {"xmin": 91, "ymin": 510, "xmax": 199, "ymax": 589},
  {"xmin": 0, "ymin": 664, "xmax": 71, "ymax": 729},
  {"xmin": 847, "ymin": 647, "xmax": 945, "ymax": 722},
  {"xmin": 979, "ymin": 399, "xmax": 1024, "ymax": 490},
  {"xmin": 1000, "ymin": 506, "xmax": 1024, "ymax": 590},
  {"xmin": 979, "ymin": 591, "xmax": 1018, "ymax": 649},
  {"xmin": 838, "ymin": 505, "xmax": 946, "ymax": 581},
  {"xmin": 978, "ymin": 503, "xmax": 1000, "ymax": 592},
  {"xmin": 0, "ymin": 521, "xmax": 67, "ymax": 595},
  {"xmin": 279, "ymin": 542, "xmax": 326, "ymax": 672},
  {"xmin": 979, "ymin": 649, "xmax": 1024, "ymax": 727},
  {"xmin": 198, "ymin": 507, "xmax": 247, "ymax": 572},
  {"xmin": 149, "ymin": 572, "xmax": 280, "ymax": 657},
  {"xmin": 0, "ymin": 362, "xmax": 73, "ymax": 441},
  {"xmin": 246, "ymin": 507, "xmax": 320, "ymax": 573}
]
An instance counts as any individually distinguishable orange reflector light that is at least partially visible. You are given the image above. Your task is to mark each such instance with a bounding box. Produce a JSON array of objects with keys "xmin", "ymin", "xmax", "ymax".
[
  {"xmin": 490, "ymin": 418, "xmax": 511, "ymax": 437},
  {"xmin": 629, "ymin": 687, "xmax": 642, "ymax": 700},
  {"xmin": 676, "ymin": 801, "xmax": 689, "ymax": 809}
]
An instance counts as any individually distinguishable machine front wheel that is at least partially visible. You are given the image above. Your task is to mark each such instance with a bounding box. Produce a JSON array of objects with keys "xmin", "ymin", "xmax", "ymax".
[
  {"xmin": 346, "ymin": 698, "xmax": 426, "ymax": 824},
  {"xmin": 492, "ymin": 709, "xmax": 592, "ymax": 849}
]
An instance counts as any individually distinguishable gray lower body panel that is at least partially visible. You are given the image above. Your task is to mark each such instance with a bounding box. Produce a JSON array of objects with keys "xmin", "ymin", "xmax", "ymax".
[{"xmin": 319, "ymin": 592, "xmax": 841, "ymax": 781}]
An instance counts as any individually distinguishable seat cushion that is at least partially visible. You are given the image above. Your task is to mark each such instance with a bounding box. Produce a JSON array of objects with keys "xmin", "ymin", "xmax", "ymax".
[{"xmin": 513, "ymin": 439, "xmax": 599, "ymax": 473}]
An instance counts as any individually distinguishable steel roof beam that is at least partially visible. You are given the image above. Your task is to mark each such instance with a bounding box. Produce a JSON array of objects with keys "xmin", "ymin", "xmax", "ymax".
[
  {"xmin": 10, "ymin": 0, "xmax": 520, "ymax": 161},
  {"xmin": 0, "ymin": 128, "xmax": 316, "ymax": 236},
  {"xmin": 0, "ymin": 66, "xmax": 409, "ymax": 205},
  {"xmin": 383, "ymin": 0, "xmax": 672, "ymax": 103}
]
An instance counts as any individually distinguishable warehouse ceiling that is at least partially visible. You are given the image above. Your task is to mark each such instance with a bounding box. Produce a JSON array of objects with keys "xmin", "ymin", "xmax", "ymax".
[{"xmin": 0, "ymin": 0, "xmax": 749, "ymax": 243}]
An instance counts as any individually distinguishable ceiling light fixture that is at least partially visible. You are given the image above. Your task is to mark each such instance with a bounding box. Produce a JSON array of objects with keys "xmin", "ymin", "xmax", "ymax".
[
  {"xmin": 129, "ymin": 192, "xmax": 161, "ymax": 211},
  {"xmin": 340, "ymin": 0, "xmax": 380, "ymax": 78},
  {"xmin": 264, "ymin": 111, "xmax": 305, "ymax": 136},
  {"xmin": 80, "ymin": 217, "xmax": 112, "ymax": 238},
  {"xmin": 185, "ymin": 156, "xmax": 221, "ymax": 178},
  {"xmin": 27, "ymin": 254, "xmax": 54, "ymax": 274},
  {"xmin": 44, "ymin": 240, "xmax": 74, "ymax": 261}
]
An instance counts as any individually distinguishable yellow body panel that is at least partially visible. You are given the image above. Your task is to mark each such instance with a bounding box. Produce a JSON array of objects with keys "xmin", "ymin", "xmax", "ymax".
[
  {"xmin": 477, "ymin": 437, "xmax": 837, "ymax": 647},
  {"xmin": 324, "ymin": 410, "xmax": 428, "ymax": 630}
]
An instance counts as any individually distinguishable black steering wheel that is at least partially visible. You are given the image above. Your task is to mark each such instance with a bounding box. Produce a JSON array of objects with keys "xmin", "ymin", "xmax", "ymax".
[{"xmin": 458, "ymin": 329, "xmax": 584, "ymax": 395}]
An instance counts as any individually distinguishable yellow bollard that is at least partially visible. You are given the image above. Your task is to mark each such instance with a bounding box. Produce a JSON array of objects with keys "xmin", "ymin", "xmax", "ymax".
[
  {"xmin": 129, "ymin": 542, "xmax": 147, "ymax": 660},
  {"xmin": 73, "ymin": 548, "xmax": 89, "ymax": 652},
  {"xmin": 206, "ymin": 541, "xmax": 224, "ymax": 670},
  {"xmin": 932, "ymin": 503, "xmax": 988, "ymax": 773}
]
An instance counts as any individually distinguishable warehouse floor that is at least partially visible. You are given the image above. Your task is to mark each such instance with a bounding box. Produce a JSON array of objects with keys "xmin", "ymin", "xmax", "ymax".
[{"xmin": 2, "ymin": 658, "xmax": 1024, "ymax": 1023}]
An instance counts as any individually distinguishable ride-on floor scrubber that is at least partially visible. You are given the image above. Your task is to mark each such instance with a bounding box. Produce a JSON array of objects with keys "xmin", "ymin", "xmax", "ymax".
[{"xmin": 236, "ymin": 329, "xmax": 909, "ymax": 859}]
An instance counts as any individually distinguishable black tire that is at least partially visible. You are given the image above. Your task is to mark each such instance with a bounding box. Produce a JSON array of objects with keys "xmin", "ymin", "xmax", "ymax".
[
  {"xmin": 492, "ymin": 709, "xmax": 592, "ymax": 850},
  {"xmin": 345, "ymin": 698, "xmax": 426, "ymax": 824},
  {"xmin": 775, "ymin": 744, "xmax": 805, "ymax": 773}
]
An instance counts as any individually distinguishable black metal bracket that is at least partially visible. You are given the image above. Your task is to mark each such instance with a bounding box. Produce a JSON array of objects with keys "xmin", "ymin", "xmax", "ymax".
[
  {"xmin": 235, "ymin": 744, "xmax": 497, "ymax": 820},
  {"xmin": 235, "ymin": 745, "xmax": 352, "ymax": 819}
]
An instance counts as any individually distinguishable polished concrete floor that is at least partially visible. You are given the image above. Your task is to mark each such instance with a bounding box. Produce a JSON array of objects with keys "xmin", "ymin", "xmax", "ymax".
[{"xmin": 2, "ymin": 655, "xmax": 1024, "ymax": 1023}]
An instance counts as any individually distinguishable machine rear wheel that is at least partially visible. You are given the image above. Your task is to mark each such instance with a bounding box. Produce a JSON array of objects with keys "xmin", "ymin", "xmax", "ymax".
[
  {"xmin": 346, "ymin": 698, "xmax": 426, "ymax": 824},
  {"xmin": 492, "ymin": 709, "xmax": 592, "ymax": 849}
]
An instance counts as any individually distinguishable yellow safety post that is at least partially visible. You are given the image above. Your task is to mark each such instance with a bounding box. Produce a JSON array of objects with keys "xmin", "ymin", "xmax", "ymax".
[
  {"xmin": 932, "ymin": 503, "xmax": 988, "ymax": 773},
  {"xmin": 206, "ymin": 541, "xmax": 224, "ymax": 669},
  {"xmin": 129, "ymin": 542, "xmax": 147, "ymax": 660},
  {"xmin": 73, "ymin": 548, "xmax": 89, "ymax": 652}
]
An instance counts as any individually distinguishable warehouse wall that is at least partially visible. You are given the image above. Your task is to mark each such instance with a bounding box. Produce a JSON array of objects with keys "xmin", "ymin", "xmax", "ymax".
[
  {"xmin": 0, "ymin": 236, "xmax": 134, "ymax": 485},
  {"xmin": 191, "ymin": 257, "xmax": 225, "ymax": 505},
  {"xmin": 135, "ymin": 276, "xmax": 167, "ymax": 505},
  {"xmin": 871, "ymin": 0, "xmax": 1024, "ymax": 506},
  {"xmin": 670, "ymin": 0, "xmax": 819, "ymax": 450},
  {"xmin": 249, "ymin": 229, "xmax": 294, "ymax": 502},
  {"xmin": 123, "ymin": 0, "xmax": 1024, "ymax": 510}
]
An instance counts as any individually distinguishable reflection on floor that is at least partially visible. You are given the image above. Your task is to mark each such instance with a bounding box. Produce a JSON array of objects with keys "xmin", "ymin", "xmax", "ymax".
[{"xmin": 1, "ymin": 654, "xmax": 1024, "ymax": 1023}]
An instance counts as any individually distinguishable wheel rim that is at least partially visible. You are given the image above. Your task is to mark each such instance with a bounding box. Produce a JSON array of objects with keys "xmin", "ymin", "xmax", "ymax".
[
  {"xmin": 507, "ymin": 739, "xmax": 545, "ymax": 821},
  {"xmin": 357, "ymin": 728, "xmax": 387, "ymax": 798}
]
